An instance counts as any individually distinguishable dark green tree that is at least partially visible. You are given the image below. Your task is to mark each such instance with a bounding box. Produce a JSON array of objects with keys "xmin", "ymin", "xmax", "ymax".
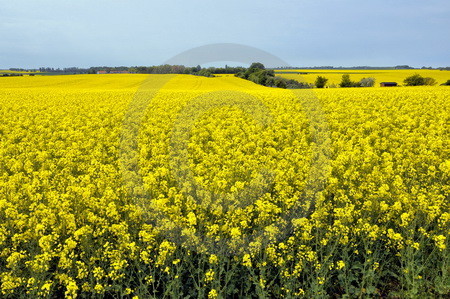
[
  {"xmin": 315, "ymin": 76, "xmax": 328, "ymax": 88},
  {"xmin": 339, "ymin": 74, "xmax": 361, "ymax": 87},
  {"xmin": 249, "ymin": 62, "xmax": 265, "ymax": 70},
  {"xmin": 339, "ymin": 74, "xmax": 353, "ymax": 87}
]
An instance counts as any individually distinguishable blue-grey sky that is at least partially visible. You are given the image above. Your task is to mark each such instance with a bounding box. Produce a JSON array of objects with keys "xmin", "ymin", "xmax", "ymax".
[{"xmin": 1, "ymin": 0, "xmax": 449, "ymax": 69}]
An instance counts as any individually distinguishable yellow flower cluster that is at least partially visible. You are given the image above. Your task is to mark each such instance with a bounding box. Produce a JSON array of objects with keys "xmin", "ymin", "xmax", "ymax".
[{"xmin": 0, "ymin": 74, "xmax": 448, "ymax": 297}]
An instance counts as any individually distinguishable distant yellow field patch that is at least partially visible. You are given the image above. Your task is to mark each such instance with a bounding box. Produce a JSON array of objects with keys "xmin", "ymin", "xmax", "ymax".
[
  {"xmin": 0, "ymin": 70, "xmax": 37, "ymax": 74},
  {"xmin": 275, "ymin": 69, "xmax": 450, "ymax": 86}
]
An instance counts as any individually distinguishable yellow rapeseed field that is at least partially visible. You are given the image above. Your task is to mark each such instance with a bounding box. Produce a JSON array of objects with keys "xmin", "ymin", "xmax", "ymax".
[
  {"xmin": 276, "ymin": 69, "xmax": 450, "ymax": 86},
  {"xmin": 0, "ymin": 70, "xmax": 36, "ymax": 74},
  {"xmin": 0, "ymin": 74, "xmax": 449, "ymax": 297}
]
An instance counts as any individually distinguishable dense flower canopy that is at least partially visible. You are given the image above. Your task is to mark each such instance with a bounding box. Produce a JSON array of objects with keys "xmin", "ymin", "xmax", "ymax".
[{"xmin": 0, "ymin": 74, "xmax": 449, "ymax": 297}]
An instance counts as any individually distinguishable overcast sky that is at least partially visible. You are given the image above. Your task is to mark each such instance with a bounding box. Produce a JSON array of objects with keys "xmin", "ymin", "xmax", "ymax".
[{"xmin": 1, "ymin": 0, "xmax": 449, "ymax": 69}]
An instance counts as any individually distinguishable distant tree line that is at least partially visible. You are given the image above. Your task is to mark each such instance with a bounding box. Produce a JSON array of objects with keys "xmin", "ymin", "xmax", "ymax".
[
  {"xmin": 11, "ymin": 65, "xmax": 247, "ymax": 77},
  {"xmin": 37, "ymin": 67, "xmax": 101, "ymax": 74},
  {"xmin": 89, "ymin": 65, "xmax": 248, "ymax": 77},
  {"xmin": 124, "ymin": 65, "xmax": 246, "ymax": 77},
  {"xmin": 8, "ymin": 68, "xmax": 38, "ymax": 72},
  {"xmin": 128, "ymin": 65, "xmax": 246, "ymax": 75},
  {"xmin": 235, "ymin": 63, "xmax": 313, "ymax": 89}
]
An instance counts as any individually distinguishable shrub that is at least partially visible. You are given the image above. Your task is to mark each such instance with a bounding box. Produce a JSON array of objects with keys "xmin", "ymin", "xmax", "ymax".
[
  {"xmin": 423, "ymin": 77, "xmax": 437, "ymax": 86},
  {"xmin": 404, "ymin": 74, "xmax": 425, "ymax": 86},
  {"xmin": 195, "ymin": 69, "xmax": 214, "ymax": 77},
  {"xmin": 315, "ymin": 76, "xmax": 328, "ymax": 88},
  {"xmin": 274, "ymin": 78, "xmax": 287, "ymax": 88},
  {"xmin": 359, "ymin": 77, "xmax": 376, "ymax": 87}
]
